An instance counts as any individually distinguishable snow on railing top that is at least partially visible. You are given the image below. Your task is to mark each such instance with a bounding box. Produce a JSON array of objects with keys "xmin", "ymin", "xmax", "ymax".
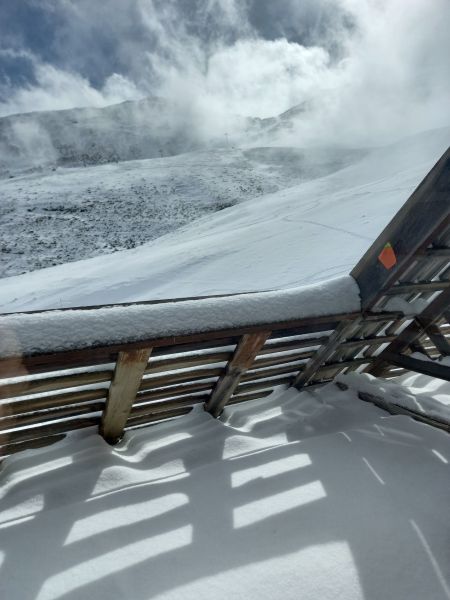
[{"xmin": 0, "ymin": 276, "xmax": 360, "ymax": 359}]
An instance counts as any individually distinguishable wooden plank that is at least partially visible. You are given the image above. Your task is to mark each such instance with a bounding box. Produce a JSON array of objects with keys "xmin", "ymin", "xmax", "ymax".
[
  {"xmin": 424, "ymin": 247, "xmax": 450, "ymax": 257},
  {"xmin": 131, "ymin": 395, "xmax": 209, "ymax": 418},
  {"xmin": 3, "ymin": 388, "xmax": 108, "ymax": 417},
  {"xmin": 340, "ymin": 335, "xmax": 396, "ymax": 349},
  {"xmin": 100, "ymin": 349, "xmax": 152, "ymax": 444},
  {"xmin": 151, "ymin": 337, "xmax": 238, "ymax": 358},
  {"xmin": 242, "ymin": 363, "xmax": 304, "ymax": 383},
  {"xmin": 293, "ymin": 319, "xmax": 362, "ymax": 390},
  {"xmin": 383, "ymin": 351, "xmax": 450, "ymax": 382},
  {"xmin": 235, "ymin": 376, "xmax": 293, "ymax": 396},
  {"xmin": 206, "ymin": 332, "xmax": 270, "ymax": 417},
  {"xmin": 0, "ymin": 416, "xmax": 99, "ymax": 447},
  {"xmin": 145, "ymin": 352, "xmax": 232, "ymax": 374},
  {"xmin": 316, "ymin": 357, "xmax": 373, "ymax": 374},
  {"xmin": 0, "ymin": 370, "xmax": 112, "ymax": 401},
  {"xmin": 136, "ymin": 382, "xmax": 213, "ymax": 404},
  {"xmin": 417, "ymin": 321, "xmax": 450, "ymax": 356},
  {"xmin": 0, "ymin": 401, "xmax": 105, "ymax": 431},
  {"xmin": 139, "ymin": 367, "xmax": 223, "ymax": 392},
  {"xmin": 351, "ymin": 148, "xmax": 450, "ymax": 310},
  {"xmin": 384, "ymin": 280, "xmax": 450, "ymax": 295},
  {"xmin": 126, "ymin": 407, "xmax": 192, "ymax": 428},
  {"xmin": 228, "ymin": 390, "xmax": 274, "ymax": 404},
  {"xmin": 252, "ymin": 351, "xmax": 315, "ymax": 369},
  {"xmin": 259, "ymin": 336, "xmax": 329, "ymax": 355},
  {"xmin": 0, "ymin": 434, "xmax": 67, "ymax": 459}
]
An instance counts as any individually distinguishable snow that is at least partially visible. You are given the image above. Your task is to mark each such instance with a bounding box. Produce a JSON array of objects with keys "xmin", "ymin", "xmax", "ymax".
[
  {"xmin": 337, "ymin": 371, "xmax": 450, "ymax": 425},
  {"xmin": 2, "ymin": 147, "xmax": 356, "ymax": 277},
  {"xmin": 1, "ymin": 382, "xmax": 449, "ymax": 599},
  {"xmin": 0, "ymin": 275, "xmax": 359, "ymax": 358},
  {"xmin": 0, "ymin": 126, "xmax": 448, "ymax": 312}
]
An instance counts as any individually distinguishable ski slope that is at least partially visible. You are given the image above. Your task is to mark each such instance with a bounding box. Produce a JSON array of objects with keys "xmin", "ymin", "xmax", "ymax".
[
  {"xmin": 0, "ymin": 126, "xmax": 448, "ymax": 312},
  {"xmin": 1, "ymin": 378, "xmax": 449, "ymax": 600},
  {"xmin": 0, "ymin": 146, "xmax": 362, "ymax": 277}
]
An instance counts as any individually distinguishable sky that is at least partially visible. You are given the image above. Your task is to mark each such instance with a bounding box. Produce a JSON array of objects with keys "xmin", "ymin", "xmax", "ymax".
[{"xmin": 0, "ymin": 0, "xmax": 449, "ymax": 144}]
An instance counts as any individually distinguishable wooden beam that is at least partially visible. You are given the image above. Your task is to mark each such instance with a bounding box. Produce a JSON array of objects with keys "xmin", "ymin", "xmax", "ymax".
[
  {"xmin": 136, "ymin": 381, "xmax": 213, "ymax": 404},
  {"xmin": 417, "ymin": 321, "xmax": 450, "ymax": 356},
  {"xmin": 0, "ymin": 369, "xmax": 112, "ymax": 401},
  {"xmin": 424, "ymin": 247, "xmax": 450, "ymax": 258},
  {"xmin": 235, "ymin": 376, "xmax": 294, "ymax": 396},
  {"xmin": 383, "ymin": 351, "xmax": 450, "ymax": 382},
  {"xmin": 5, "ymin": 388, "xmax": 107, "ymax": 417},
  {"xmin": 0, "ymin": 310, "xmax": 377, "ymax": 380},
  {"xmin": 0, "ymin": 401, "xmax": 105, "ymax": 431},
  {"xmin": 100, "ymin": 348, "xmax": 152, "ymax": 444},
  {"xmin": 293, "ymin": 320, "xmax": 362, "ymax": 390},
  {"xmin": 0, "ymin": 416, "xmax": 99, "ymax": 447},
  {"xmin": 384, "ymin": 280, "xmax": 450, "ymax": 295},
  {"xmin": 205, "ymin": 332, "xmax": 270, "ymax": 417}
]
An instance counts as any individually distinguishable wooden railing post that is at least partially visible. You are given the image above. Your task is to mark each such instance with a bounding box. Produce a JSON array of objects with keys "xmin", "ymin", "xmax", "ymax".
[
  {"xmin": 205, "ymin": 332, "xmax": 270, "ymax": 418},
  {"xmin": 100, "ymin": 348, "xmax": 152, "ymax": 444}
]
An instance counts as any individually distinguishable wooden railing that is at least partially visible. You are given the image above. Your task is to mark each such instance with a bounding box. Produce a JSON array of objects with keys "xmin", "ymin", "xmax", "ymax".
[{"xmin": 0, "ymin": 147, "xmax": 449, "ymax": 458}]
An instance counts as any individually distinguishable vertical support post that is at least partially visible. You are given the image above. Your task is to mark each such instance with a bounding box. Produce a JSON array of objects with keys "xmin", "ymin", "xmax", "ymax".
[
  {"xmin": 100, "ymin": 348, "xmax": 152, "ymax": 444},
  {"xmin": 206, "ymin": 332, "xmax": 270, "ymax": 418},
  {"xmin": 293, "ymin": 319, "xmax": 362, "ymax": 390}
]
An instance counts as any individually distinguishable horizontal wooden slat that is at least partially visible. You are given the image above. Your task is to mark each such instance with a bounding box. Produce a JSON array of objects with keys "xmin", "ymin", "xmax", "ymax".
[
  {"xmin": 131, "ymin": 395, "xmax": 209, "ymax": 418},
  {"xmin": 260, "ymin": 336, "xmax": 329, "ymax": 355},
  {"xmin": 242, "ymin": 364, "xmax": 303, "ymax": 383},
  {"xmin": 0, "ymin": 434, "xmax": 67, "ymax": 458},
  {"xmin": 136, "ymin": 381, "xmax": 213, "ymax": 403},
  {"xmin": 340, "ymin": 335, "xmax": 396, "ymax": 349},
  {"xmin": 139, "ymin": 367, "xmax": 223, "ymax": 392},
  {"xmin": 145, "ymin": 351, "xmax": 232, "ymax": 374},
  {"xmin": 229, "ymin": 390, "xmax": 274, "ymax": 405},
  {"xmin": 423, "ymin": 247, "xmax": 450, "ymax": 257},
  {"xmin": 0, "ymin": 416, "xmax": 99, "ymax": 447},
  {"xmin": 0, "ymin": 370, "xmax": 112, "ymax": 401},
  {"xmin": 151, "ymin": 337, "xmax": 238, "ymax": 358},
  {"xmin": 317, "ymin": 357, "xmax": 373, "ymax": 373},
  {"xmin": 126, "ymin": 407, "xmax": 192, "ymax": 428},
  {"xmin": 385, "ymin": 280, "xmax": 450, "ymax": 295},
  {"xmin": 236, "ymin": 377, "xmax": 294, "ymax": 395},
  {"xmin": 0, "ymin": 401, "xmax": 105, "ymax": 431},
  {"xmin": 252, "ymin": 351, "xmax": 315, "ymax": 370},
  {"xmin": 3, "ymin": 388, "xmax": 108, "ymax": 417}
]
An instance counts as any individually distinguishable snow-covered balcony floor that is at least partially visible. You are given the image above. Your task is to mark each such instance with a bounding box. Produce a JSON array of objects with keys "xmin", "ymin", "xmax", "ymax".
[{"xmin": 1, "ymin": 379, "xmax": 449, "ymax": 600}]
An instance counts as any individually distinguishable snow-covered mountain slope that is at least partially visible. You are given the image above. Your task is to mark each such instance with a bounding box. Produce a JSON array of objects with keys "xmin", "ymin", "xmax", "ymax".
[
  {"xmin": 0, "ymin": 146, "xmax": 364, "ymax": 277},
  {"xmin": 0, "ymin": 97, "xmax": 201, "ymax": 175},
  {"xmin": 0, "ymin": 97, "xmax": 309, "ymax": 176},
  {"xmin": 0, "ymin": 126, "xmax": 447, "ymax": 313},
  {"xmin": 1, "ymin": 382, "xmax": 449, "ymax": 600}
]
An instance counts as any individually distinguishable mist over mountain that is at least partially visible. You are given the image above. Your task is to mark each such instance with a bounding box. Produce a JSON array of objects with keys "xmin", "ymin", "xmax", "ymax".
[{"xmin": 0, "ymin": 98, "xmax": 313, "ymax": 175}]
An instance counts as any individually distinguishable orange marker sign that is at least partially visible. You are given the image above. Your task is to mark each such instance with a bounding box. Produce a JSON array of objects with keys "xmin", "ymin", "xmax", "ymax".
[{"xmin": 378, "ymin": 242, "xmax": 397, "ymax": 270}]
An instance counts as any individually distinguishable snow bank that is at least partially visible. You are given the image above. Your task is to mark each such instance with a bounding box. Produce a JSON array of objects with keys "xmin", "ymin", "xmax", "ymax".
[
  {"xmin": 337, "ymin": 371, "xmax": 450, "ymax": 425},
  {"xmin": 0, "ymin": 276, "xmax": 359, "ymax": 358},
  {"xmin": 1, "ymin": 383, "xmax": 449, "ymax": 600}
]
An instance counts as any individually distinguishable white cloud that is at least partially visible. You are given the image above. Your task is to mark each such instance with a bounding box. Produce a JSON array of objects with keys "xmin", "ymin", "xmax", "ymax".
[
  {"xmin": 0, "ymin": 64, "xmax": 142, "ymax": 117},
  {"xmin": 0, "ymin": 0, "xmax": 448, "ymax": 146}
]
